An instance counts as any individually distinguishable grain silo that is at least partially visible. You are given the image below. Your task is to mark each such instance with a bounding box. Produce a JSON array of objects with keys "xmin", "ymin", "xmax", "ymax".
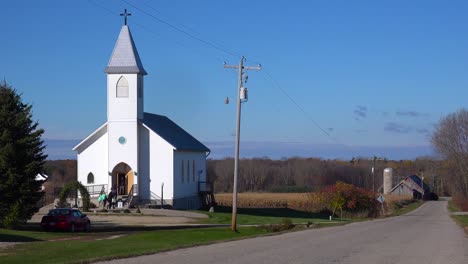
[{"xmin": 383, "ymin": 168, "xmax": 393, "ymax": 194}]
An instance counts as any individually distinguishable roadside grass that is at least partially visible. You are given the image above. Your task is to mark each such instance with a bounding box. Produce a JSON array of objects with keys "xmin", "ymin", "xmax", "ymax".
[
  {"xmin": 195, "ymin": 206, "xmax": 338, "ymax": 225},
  {"xmin": 452, "ymin": 215, "xmax": 468, "ymax": 226},
  {"xmin": 447, "ymin": 200, "xmax": 468, "ymax": 232},
  {"xmin": 448, "ymin": 200, "xmax": 459, "ymax": 212},
  {"xmin": 0, "ymin": 227, "xmax": 268, "ymax": 264},
  {"xmin": 387, "ymin": 200, "xmax": 423, "ymax": 216}
]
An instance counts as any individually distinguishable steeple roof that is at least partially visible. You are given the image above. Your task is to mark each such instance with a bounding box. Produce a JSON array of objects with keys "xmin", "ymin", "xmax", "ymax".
[{"xmin": 105, "ymin": 25, "xmax": 147, "ymax": 75}]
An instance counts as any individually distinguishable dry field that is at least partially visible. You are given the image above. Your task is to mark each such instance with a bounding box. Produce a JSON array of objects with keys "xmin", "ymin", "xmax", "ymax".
[
  {"xmin": 216, "ymin": 193, "xmax": 311, "ymax": 211},
  {"xmin": 216, "ymin": 192, "xmax": 414, "ymax": 213}
]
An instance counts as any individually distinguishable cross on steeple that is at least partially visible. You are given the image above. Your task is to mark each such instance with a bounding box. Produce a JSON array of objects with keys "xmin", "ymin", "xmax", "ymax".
[{"xmin": 120, "ymin": 9, "xmax": 131, "ymax": 26}]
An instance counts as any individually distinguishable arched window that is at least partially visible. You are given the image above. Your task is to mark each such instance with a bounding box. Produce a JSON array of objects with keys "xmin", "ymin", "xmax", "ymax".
[
  {"xmin": 116, "ymin": 76, "xmax": 129, "ymax": 97},
  {"xmin": 87, "ymin": 173, "xmax": 94, "ymax": 184}
]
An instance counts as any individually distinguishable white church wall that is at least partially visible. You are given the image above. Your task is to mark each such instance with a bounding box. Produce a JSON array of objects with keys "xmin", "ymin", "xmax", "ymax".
[
  {"xmin": 108, "ymin": 121, "xmax": 139, "ymax": 182},
  {"xmin": 173, "ymin": 151, "xmax": 207, "ymax": 199},
  {"xmin": 147, "ymin": 129, "xmax": 175, "ymax": 200},
  {"xmin": 138, "ymin": 124, "xmax": 151, "ymax": 200},
  {"xmin": 107, "ymin": 74, "xmax": 141, "ymax": 121},
  {"xmin": 77, "ymin": 132, "xmax": 108, "ymax": 190}
]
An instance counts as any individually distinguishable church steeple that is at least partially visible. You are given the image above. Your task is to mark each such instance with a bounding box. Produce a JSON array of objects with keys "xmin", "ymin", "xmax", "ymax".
[{"xmin": 105, "ymin": 24, "xmax": 147, "ymax": 75}]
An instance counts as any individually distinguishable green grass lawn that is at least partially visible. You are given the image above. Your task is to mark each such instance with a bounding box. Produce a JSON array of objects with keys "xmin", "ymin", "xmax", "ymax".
[
  {"xmin": 195, "ymin": 207, "xmax": 335, "ymax": 225},
  {"xmin": 0, "ymin": 228, "xmax": 86, "ymax": 242},
  {"xmin": 452, "ymin": 215, "xmax": 468, "ymax": 227},
  {"xmin": 0, "ymin": 227, "xmax": 268, "ymax": 264}
]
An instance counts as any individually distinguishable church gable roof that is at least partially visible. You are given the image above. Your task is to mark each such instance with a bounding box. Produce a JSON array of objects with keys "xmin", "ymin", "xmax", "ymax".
[
  {"xmin": 72, "ymin": 123, "xmax": 108, "ymax": 152},
  {"xmin": 105, "ymin": 25, "xmax": 147, "ymax": 75},
  {"xmin": 142, "ymin": 113, "xmax": 210, "ymax": 152}
]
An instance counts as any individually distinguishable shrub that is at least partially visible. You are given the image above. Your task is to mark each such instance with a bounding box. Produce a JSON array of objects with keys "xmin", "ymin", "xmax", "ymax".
[
  {"xmin": 453, "ymin": 196, "xmax": 468, "ymax": 211},
  {"xmin": 257, "ymin": 218, "xmax": 295, "ymax": 233},
  {"xmin": 307, "ymin": 182, "xmax": 379, "ymax": 217},
  {"xmin": 280, "ymin": 218, "xmax": 294, "ymax": 229}
]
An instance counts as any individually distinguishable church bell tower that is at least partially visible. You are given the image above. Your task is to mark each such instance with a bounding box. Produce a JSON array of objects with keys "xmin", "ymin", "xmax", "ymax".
[{"xmin": 105, "ymin": 11, "xmax": 146, "ymax": 190}]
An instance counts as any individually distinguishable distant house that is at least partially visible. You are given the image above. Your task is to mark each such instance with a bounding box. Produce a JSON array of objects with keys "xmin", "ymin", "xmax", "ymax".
[
  {"xmin": 35, "ymin": 173, "xmax": 48, "ymax": 192},
  {"xmin": 390, "ymin": 175, "xmax": 430, "ymax": 199}
]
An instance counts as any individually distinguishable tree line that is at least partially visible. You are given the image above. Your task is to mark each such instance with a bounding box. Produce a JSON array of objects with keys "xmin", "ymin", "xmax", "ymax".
[{"xmin": 207, "ymin": 157, "xmax": 449, "ymax": 194}]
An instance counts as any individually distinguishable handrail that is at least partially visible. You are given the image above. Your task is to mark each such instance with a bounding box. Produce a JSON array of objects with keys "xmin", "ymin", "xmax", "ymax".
[
  {"xmin": 150, "ymin": 191, "xmax": 167, "ymax": 205},
  {"xmin": 84, "ymin": 184, "xmax": 106, "ymax": 196},
  {"xmin": 126, "ymin": 184, "xmax": 138, "ymax": 208}
]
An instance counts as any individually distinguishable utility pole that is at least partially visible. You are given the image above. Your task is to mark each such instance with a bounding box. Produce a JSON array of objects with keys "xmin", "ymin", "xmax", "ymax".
[
  {"xmin": 224, "ymin": 56, "xmax": 261, "ymax": 232},
  {"xmin": 370, "ymin": 156, "xmax": 385, "ymax": 193}
]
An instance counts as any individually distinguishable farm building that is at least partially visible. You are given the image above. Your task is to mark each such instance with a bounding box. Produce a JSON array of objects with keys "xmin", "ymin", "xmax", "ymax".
[
  {"xmin": 390, "ymin": 175, "xmax": 430, "ymax": 199},
  {"xmin": 72, "ymin": 20, "xmax": 211, "ymax": 209}
]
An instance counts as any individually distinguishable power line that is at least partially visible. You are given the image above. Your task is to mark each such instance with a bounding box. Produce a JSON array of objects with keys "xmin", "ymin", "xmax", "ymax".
[
  {"xmin": 262, "ymin": 70, "xmax": 339, "ymax": 142},
  {"xmin": 87, "ymin": 0, "xmax": 228, "ymax": 66},
  {"xmin": 88, "ymin": 0, "xmax": 339, "ymax": 144},
  {"xmin": 121, "ymin": 0, "xmax": 241, "ymax": 59}
]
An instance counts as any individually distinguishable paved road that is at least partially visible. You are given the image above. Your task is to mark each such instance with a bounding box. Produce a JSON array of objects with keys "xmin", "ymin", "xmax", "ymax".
[{"xmin": 99, "ymin": 201, "xmax": 467, "ymax": 264}]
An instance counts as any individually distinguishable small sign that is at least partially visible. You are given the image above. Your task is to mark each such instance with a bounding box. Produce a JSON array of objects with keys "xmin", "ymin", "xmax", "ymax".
[{"xmin": 377, "ymin": 195, "xmax": 385, "ymax": 204}]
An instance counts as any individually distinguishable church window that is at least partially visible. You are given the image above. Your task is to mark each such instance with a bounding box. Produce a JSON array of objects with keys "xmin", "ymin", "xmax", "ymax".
[
  {"xmin": 187, "ymin": 160, "xmax": 190, "ymax": 183},
  {"xmin": 116, "ymin": 76, "xmax": 129, "ymax": 98},
  {"xmin": 193, "ymin": 160, "xmax": 195, "ymax": 182},
  {"xmin": 181, "ymin": 160, "xmax": 184, "ymax": 183},
  {"xmin": 87, "ymin": 173, "xmax": 94, "ymax": 184}
]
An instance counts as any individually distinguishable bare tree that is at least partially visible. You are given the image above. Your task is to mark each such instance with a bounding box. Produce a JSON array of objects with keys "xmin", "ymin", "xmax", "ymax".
[{"xmin": 431, "ymin": 109, "xmax": 468, "ymax": 197}]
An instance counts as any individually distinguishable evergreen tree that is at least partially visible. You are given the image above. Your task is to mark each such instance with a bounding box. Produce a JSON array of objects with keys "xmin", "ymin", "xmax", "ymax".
[{"xmin": 0, "ymin": 81, "xmax": 47, "ymax": 228}]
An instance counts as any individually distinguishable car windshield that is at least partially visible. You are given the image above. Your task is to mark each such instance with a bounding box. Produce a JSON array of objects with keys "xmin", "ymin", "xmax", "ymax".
[{"xmin": 48, "ymin": 209, "xmax": 71, "ymax": 216}]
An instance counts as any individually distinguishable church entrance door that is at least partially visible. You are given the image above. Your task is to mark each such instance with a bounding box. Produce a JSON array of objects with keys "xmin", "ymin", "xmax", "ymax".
[{"xmin": 111, "ymin": 162, "xmax": 133, "ymax": 196}]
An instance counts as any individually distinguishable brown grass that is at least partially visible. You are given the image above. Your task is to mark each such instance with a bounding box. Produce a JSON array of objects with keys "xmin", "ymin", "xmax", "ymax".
[
  {"xmin": 382, "ymin": 194, "xmax": 415, "ymax": 216},
  {"xmin": 215, "ymin": 193, "xmax": 310, "ymax": 211},
  {"xmin": 216, "ymin": 193, "xmax": 415, "ymax": 213}
]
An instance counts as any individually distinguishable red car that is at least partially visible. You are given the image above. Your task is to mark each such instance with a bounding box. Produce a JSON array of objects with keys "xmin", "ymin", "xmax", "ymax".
[{"xmin": 41, "ymin": 208, "xmax": 91, "ymax": 232}]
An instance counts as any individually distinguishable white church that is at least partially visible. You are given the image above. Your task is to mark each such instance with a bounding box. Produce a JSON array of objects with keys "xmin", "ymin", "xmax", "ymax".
[{"xmin": 73, "ymin": 19, "xmax": 211, "ymax": 210}]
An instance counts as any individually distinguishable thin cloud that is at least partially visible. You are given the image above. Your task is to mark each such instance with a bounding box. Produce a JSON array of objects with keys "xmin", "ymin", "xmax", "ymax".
[
  {"xmin": 416, "ymin": 128, "xmax": 430, "ymax": 134},
  {"xmin": 354, "ymin": 105, "xmax": 367, "ymax": 120},
  {"xmin": 395, "ymin": 111, "xmax": 428, "ymax": 117},
  {"xmin": 355, "ymin": 129, "xmax": 368, "ymax": 133},
  {"xmin": 384, "ymin": 122, "xmax": 411, "ymax": 134}
]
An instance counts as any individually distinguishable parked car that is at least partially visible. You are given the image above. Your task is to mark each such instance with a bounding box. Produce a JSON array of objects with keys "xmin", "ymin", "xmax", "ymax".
[{"xmin": 41, "ymin": 208, "xmax": 91, "ymax": 232}]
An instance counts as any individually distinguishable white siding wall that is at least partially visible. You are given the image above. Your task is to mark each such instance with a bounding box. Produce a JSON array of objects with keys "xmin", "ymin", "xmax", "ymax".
[
  {"xmin": 173, "ymin": 151, "xmax": 207, "ymax": 199},
  {"xmin": 138, "ymin": 124, "xmax": 150, "ymax": 200},
  {"xmin": 148, "ymin": 129, "xmax": 175, "ymax": 199},
  {"xmin": 107, "ymin": 74, "xmax": 143, "ymax": 121},
  {"xmin": 108, "ymin": 121, "xmax": 139, "ymax": 185},
  {"xmin": 77, "ymin": 132, "xmax": 109, "ymax": 189}
]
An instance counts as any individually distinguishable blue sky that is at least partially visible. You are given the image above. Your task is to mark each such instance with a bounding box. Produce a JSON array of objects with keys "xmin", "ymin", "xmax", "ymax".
[{"xmin": 2, "ymin": 1, "xmax": 468, "ymax": 160}]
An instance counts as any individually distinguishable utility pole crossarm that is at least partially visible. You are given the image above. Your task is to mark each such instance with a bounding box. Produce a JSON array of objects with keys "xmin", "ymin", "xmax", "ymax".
[
  {"xmin": 223, "ymin": 65, "xmax": 239, "ymax": 69},
  {"xmin": 244, "ymin": 65, "xmax": 262, "ymax": 71}
]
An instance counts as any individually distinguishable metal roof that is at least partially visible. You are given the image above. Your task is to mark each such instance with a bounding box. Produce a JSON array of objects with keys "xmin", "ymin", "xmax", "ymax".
[
  {"xmin": 408, "ymin": 175, "xmax": 431, "ymax": 192},
  {"xmin": 105, "ymin": 25, "xmax": 147, "ymax": 75},
  {"xmin": 390, "ymin": 174, "xmax": 431, "ymax": 193},
  {"xmin": 142, "ymin": 113, "xmax": 210, "ymax": 152}
]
